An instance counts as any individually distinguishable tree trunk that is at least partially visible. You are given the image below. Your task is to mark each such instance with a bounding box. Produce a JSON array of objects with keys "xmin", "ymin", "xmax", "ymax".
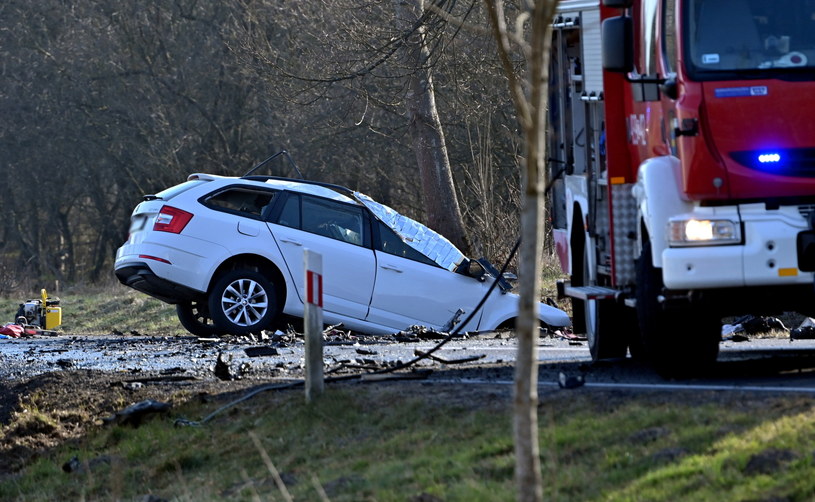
[
  {"xmin": 483, "ymin": 1, "xmax": 558, "ymax": 501},
  {"xmin": 396, "ymin": 0, "xmax": 473, "ymax": 256}
]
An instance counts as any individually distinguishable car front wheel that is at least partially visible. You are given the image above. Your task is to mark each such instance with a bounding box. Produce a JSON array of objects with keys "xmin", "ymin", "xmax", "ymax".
[{"xmin": 208, "ymin": 269, "xmax": 278, "ymax": 336}]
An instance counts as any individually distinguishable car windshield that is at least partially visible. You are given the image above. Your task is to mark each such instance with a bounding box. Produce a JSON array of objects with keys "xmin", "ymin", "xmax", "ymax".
[
  {"xmin": 354, "ymin": 192, "xmax": 466, "ymax": 272},
  {"xmin": 688, "ymin": 0, "xmax": 815, "ymax": 74}
]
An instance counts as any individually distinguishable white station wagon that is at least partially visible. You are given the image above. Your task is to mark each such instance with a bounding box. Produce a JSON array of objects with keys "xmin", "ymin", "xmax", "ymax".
[{"xmin": 114, "ymin": 171, "xmax": 570, "ymax": 337}]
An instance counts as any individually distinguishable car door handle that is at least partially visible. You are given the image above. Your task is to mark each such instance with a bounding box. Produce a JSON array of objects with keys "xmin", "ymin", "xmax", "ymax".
[
  {"xmin": 380, "ymin": 264, "xmax": 403, "ymax": 273},
  {"xmin": 279, "ymin": 238, "xmax": 303, "ymax": 247}
]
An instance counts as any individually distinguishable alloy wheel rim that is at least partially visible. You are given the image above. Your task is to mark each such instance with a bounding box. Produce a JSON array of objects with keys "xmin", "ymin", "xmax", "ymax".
[{"xmin": 220, "ymin": 278, "xmax": 269, "ymax": 327}]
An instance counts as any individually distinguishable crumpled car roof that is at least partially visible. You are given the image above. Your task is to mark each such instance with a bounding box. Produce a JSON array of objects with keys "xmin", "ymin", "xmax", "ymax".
[{"xmin": 354, "ymin": 192, "xmax": 466, "ymax": 272}]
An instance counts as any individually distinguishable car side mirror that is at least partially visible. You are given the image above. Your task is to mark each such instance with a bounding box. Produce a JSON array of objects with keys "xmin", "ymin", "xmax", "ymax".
[{"xmin": 467, "ymin": 260, "xmax": 487, "ymax": 281}]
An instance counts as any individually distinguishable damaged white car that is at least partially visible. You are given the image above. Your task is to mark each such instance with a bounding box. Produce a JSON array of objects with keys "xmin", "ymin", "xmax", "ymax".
[{"xmin": 115, "ymin": 169, "xmax": 570, "ymax": 337}]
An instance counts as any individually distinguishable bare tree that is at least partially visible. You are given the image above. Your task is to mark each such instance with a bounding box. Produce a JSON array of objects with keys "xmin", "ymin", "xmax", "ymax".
[
  {"xmin": 483, "ymin": 0, "xmax": 559, "ymax": 500},
  {"xmin": 0, "ymin": 0, "xmax": 525, "ymax": 288},
  {"xmin": 394, "ymin": 0, "xmax": 473, "ymax": 253},
  {"xmin": 232, "ymin": 0, "xmax": 479, "ymax": 254}
]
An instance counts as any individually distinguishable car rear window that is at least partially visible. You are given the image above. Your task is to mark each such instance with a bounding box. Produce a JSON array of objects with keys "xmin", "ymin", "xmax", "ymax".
[
  {"xmin": 203, "ymin": 187, "xmax": 277, "ymax": 219},
  {"xmin": 154, "ymin": 180, "xmax": 208, "ymax": 201}
]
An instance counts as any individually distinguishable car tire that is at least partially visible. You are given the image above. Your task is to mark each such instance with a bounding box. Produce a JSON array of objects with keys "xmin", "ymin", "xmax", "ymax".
[
  {"xmin": 636, "ymin": 240, "xmax": 719, "ymax": 377},
  {"xmin": 176, "ymin": 301, "xmax": 221, "ymax": 337},
  {"xmin": 208, "ymin": 269, "xmax": 278, "ymax": 336}
]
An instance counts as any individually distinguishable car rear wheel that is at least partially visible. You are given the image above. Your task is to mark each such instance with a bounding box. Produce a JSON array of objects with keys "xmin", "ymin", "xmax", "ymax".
[
  {"xmin": 208, "ymin": 269, "xmax": 278, "ymax": 336},
  {"xmin": 176, "ymin": 301, "xmax": 221, "ymax": 337}
]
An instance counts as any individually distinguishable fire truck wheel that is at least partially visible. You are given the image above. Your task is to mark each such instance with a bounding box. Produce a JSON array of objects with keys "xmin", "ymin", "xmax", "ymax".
[
  {"xmin": 176, "ymin": 301, "xmax": 221, "ymax": 337},
  {"xmin": 635, "ymin": 241, "xmax": 719, "ymax": 377},
  {"xmin": 579, "ymin": 243, "xmax": 627, "ymax": 361}
]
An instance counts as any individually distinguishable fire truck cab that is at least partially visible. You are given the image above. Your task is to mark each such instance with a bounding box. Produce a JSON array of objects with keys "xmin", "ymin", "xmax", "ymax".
[{"xmin": 551, "ymin": 0, "xmax": 815, "ymax": 375}]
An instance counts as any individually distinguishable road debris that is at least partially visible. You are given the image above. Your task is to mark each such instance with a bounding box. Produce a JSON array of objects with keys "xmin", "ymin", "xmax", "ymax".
[
  {"xmin": 102, "ymin": 399, "xmax": 171, "ymax": 427},
  {"xmin": 393, "ymin": 325, "xmax": 464, "ymax": 341},
  {"xmin": 555, "ymin": 329, "xmax": 587, "ymax": 342},
  {"xmin": 413, "ymin": 349, "xmax": 486, "ymax": 365},
  {"xmin": 722, "ymin": 316, "xmax": 788, "ymax": 337},
  {"xmin": 558, "ymin": 371, "xmax": 585, "ymax": 389},
  {"xmin": 244, "ymin": 347, "xmax": 279, "ymax": 357},
  {"xmin": 55, "ymin": 358, "xmax": 75, "ymax": 369},
  {"xmin": 791, "ymin": 318, "xmax": 815, "ymax": 340},
  {"xmin": 0, "ymin": 324, "xmax": 23, "ymax": 338},
  {"xmin": 62, "ymin": 454, "xmax": 119, "ymax": 474},
  {"xmin": 214, "ymin": 352, "xmax": 233, "ymax": 380},
  {"xmin": 360, "ymin": 369, "xmax": 433, "ymax": 382}
]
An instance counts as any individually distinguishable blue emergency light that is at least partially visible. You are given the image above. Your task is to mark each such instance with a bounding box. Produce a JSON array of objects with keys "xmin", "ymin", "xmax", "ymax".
[{"xmin": 758, "ymin": 153, "xmax": 781, "ymax": 163}]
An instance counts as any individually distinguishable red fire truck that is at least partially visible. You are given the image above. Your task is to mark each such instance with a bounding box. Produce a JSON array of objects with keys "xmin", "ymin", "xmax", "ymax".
[{"xmin": 552, "ymin": 0, "xmax": 815, "ymax": 375}]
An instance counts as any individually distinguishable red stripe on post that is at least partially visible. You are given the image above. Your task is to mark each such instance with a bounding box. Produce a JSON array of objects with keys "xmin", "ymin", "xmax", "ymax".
[{"xmin": 307, "ymin": 270, "xmax": 323, "ymax": 308}]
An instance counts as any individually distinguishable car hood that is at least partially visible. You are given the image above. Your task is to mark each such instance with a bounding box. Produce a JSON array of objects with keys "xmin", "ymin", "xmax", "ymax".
[
  {"xmin": 354, "ymin": 192, "xmax": 466, "ymax": 272},
  {"xmin": 538, "ymin": 301, "xmax": 571, "ymax": 328}
]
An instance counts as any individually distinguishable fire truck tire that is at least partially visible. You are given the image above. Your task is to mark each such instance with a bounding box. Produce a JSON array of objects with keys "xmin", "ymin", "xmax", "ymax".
[
  {"xmin": 578, "ymin": 243, "xmax": 628, "ymax": 361},
  {"xmin": 176, "ymin": 301, "xmax": 221, "ymax": 337},
  {"xmin": 635, "ymin": 241, "xmax": 719, "ymax": 377}
]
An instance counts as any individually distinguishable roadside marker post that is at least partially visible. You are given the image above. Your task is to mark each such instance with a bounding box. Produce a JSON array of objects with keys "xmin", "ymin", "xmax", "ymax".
[{"xmin": 304, "ymin": 249, "xmax": 324, "ymax": 402}]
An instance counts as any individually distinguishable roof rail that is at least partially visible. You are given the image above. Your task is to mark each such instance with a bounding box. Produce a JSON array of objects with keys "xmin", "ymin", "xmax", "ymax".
[{"xmin": 241, "ymin": 175, "xmax": 356, "ymax": 198}]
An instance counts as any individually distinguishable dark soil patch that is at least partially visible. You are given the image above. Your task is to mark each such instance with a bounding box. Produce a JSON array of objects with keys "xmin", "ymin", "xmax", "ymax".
[{"xmin": 0, "ymin": 370, "xmax": 263, "ymax": 477}]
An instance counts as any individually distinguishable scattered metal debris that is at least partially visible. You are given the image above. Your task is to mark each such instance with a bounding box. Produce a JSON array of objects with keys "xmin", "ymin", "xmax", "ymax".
[
  {"xmin": 442, "ymin": 309, "xmax": 465, "ymax": 332},
  {"xmin": 555, "ymin": 329, "xmax": 587, "ymax": 342},
  {"xmin": 394, "ymin": 325, "xmax": 465, "ymax": 341},
  {"xmin": 55, "ymin": 358, "xmax": 75, "ymax": 369},
  {"xmin": 244, "ymin": 347, "xmax": 279, "ymax": 358},
  {"xmin": 558, "ymin": 371, "xmax": 585, "ymax": 389},
  {"xmin": 791, "ymin": 318, "xmax": 815, "ymax": 340},
  {"xmin": 62, "ymin": 455, "xmax": 118, "ymax": 474},
  {"xmin": 722, "ymin": 316, "xmax": 788, "ymax": 337},
  {"xmin": 102, "ymin": 400, "xmax": 171, "ymax": 427},
  {"xmin": 360, "ymin": 369, "xmax": 433, "ymax": 382},
  {"xmin": 413, "ymin": 349, "xmax": 486, "ymax": 365},
  {"xmin": 214, "ymin": 352, "xmax": 233, "ymax": 381}
]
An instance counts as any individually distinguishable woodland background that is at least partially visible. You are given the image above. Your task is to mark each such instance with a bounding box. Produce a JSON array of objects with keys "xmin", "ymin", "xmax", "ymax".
[{"xmin": 0, "ymin": 0, "xmax": 541, "ymax": 293}]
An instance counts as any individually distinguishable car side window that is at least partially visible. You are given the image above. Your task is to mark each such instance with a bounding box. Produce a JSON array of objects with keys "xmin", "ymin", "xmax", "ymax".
[
  {"xmin": 300, "ymin": 196, "xmax": 365, "ymax": 246},
  {"xmin": 277, "ymin": 193, "xmax": 301, "ymax": 229},
  {"xmin": 203, "ymin": 187, "xmax": 276, "ymax": 219},
  {"xmin": 376, "ymin": 221, "xmax": 439, "ymax": 267}
]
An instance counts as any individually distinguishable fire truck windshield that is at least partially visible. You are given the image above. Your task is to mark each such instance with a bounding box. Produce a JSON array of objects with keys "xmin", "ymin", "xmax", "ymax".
[{"xmin": 688, "ymin": 0, "xmax": 815, "ymax": 77}]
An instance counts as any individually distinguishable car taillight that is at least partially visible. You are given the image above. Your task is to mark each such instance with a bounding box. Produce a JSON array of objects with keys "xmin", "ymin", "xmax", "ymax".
[{"xmin": 153, "ymin": 205, "xmax": 193, "ymax": 234}]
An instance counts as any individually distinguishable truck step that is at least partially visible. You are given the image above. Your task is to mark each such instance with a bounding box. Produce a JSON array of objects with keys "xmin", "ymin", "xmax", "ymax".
[{"xmin": 557, "ymin": 281, "xmax": 619, "ymax": 300}]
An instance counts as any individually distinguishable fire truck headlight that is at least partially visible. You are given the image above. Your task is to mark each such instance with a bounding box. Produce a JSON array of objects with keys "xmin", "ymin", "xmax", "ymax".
[{"xmin": 667, "ymin": 219, "xmax": 740, "ymax": 246}]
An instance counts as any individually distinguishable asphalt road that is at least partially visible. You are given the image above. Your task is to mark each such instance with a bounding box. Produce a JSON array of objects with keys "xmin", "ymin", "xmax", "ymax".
[{"xmin": 4, "ymin": 331, "xmax": 815, "ymax": 394}]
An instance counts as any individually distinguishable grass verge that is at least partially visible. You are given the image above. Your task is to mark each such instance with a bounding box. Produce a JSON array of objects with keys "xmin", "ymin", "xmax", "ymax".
[{"xmin": 3, "ymin": 382, "xmax": 815, "ymax": 501}]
